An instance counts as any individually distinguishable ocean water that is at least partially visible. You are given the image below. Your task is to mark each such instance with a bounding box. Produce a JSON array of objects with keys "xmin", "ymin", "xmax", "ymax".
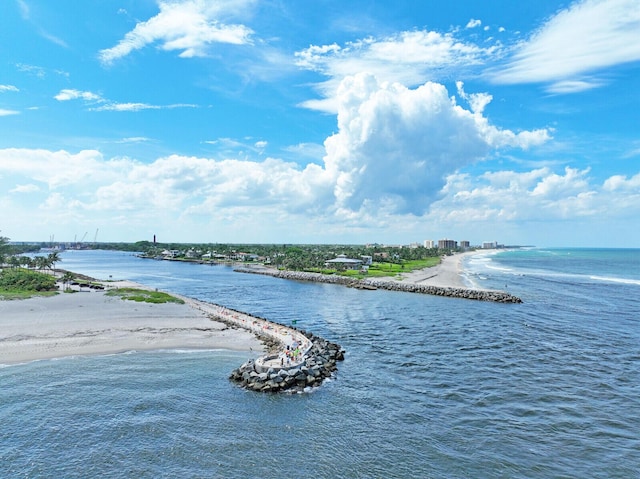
[{"xmin": 1, "ymin": 248, "xmax": 639, "ymax": 478}]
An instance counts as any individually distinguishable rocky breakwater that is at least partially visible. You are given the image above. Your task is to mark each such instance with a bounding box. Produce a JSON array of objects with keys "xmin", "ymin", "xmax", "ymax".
[
  {"xmin": 235, "ymin": 267, "xmax": 522, "ymax": 303},
  {"xmin": 192, "ymin": 300, "xmax": 346, "ymax": 393},
  {"xmin": 229, "ymin": 330, "xmax": 345, "ymax": 393},
  {"xmin": 365, "ymin": 280, "xmax": 522, "ymax": 303}
]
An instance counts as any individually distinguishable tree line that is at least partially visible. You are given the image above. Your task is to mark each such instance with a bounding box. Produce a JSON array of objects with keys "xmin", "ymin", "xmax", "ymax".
[
  {"xmin": 137, "ymin": 241, "xmax": 454, "ymax": 271},
  {"xmin": 1, "ymin": 235, "xmax": 60, "ymax": 271}
]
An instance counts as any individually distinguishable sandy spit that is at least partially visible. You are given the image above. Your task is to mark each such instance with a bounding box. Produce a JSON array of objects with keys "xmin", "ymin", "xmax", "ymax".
[{"xmin": 0, "ymin": 284, "xmax": 263, "ymax": 366}]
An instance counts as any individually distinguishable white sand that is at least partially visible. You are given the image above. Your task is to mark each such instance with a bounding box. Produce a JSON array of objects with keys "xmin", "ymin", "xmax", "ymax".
[
  {"xmin": 0, "ymin": 287, "xmax": 264, "ymax": 366},
  {"xmin": 0, "ymin": 252, "xmax": 486, "ymax": 365},
  {"xmin": 395, "ymin": 251, "xmax": 481, "ymax": 289}
]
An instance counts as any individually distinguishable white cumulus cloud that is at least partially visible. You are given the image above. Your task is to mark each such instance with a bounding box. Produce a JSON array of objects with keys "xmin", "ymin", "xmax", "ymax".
[
  {"xmin": 98, "ymin": 0, "xmax": 254, "ymax": 65},
  {"xmin": 321, "ymin": 73, "xmax": 550, "ymax": 215},
  {"xmin": 466, "ymin": 19, "xmax": 482, "ymax": 29},
  {"xmin": 430, "ymin": 166, "xmax": 640, "ymax": 226},
  {"xmin": 2, "ymin": 147, "xmax": 639, "ymax": 243}
]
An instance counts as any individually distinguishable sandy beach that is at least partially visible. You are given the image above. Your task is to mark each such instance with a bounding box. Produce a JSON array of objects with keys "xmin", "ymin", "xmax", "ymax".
[
  {"xmin": 0, "ymin": 251, "xmax": 486, "ymax": 365},
  {"xmin": 0, "ymin": 284, "xmax": 264, "ymax": 366},
  {"xmin": 396, "ymin": 251, "xmax": 480, "ymax": 289}
]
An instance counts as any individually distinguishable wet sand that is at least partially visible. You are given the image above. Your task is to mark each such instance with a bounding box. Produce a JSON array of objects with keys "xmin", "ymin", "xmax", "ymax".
[
  {"xmin": 396, "ymin": 251, "xmax": 481, "ymax": 289},
  {"xmin": 0, "ymin": 251, "xmax": 487, "ymax": 365},
  {"xmin": 0, "ymin": 283, "xmax": 263, "ymax": 366}
]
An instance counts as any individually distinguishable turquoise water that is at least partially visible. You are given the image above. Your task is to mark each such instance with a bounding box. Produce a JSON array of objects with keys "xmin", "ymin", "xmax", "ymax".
[{"xmin": 1, "ymin": 249, "xmax": 639, "ymax": 478}]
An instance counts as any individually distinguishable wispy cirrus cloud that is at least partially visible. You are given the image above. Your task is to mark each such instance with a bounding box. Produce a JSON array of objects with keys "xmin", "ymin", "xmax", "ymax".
[
  {"xmin": 53, "ymin": 88, "xmax": 197, "ymax": 112},
  {"xmin": 98, "ymin": 0, "xmax": 255, "ymax": 65},
  {"xmin": 17, "ymin": 0, "xmax": 68, "ymax": 47},
  {"xmin": 93, "ymin": 102, "xmax": 197, "ymax": 112},
  {"xmin": 16, "ymin": 63, "xmax": 46, "ymax": 78},
  {"xmin": 0, "ymin": 85, "xmax": 19, "ymax": 93},
  {"xmin": 15, "ymin": 63, "xmax": 69, "ymax": 79},
  {"xmin": 116, "ymin": 137, "xmax": 153, "ymax": 144},
  {"xmin": 295, "ymin": 29, "xmax": 498, "ymax": 112},
  {"xmin": 10, "ymin": 183, "xmax": 40, "ymax": 194},
  {"xmin": 54, "ymin": 89, "xmax": 103, "ymax": 102},
  {"xmin": 488, "ymin": 0, "xmax": 640, "ymax": 93}
]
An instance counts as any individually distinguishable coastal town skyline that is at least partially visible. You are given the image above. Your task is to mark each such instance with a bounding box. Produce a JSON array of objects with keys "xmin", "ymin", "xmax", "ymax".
[{"xmin": 1, "ymin": 0, "xmax": 639, "ymax": 247}]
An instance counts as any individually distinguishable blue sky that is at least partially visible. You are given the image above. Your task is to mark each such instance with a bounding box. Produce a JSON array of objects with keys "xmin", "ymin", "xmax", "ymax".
[{"xmin": 1, "ymin": 0, "xmax": 639, "ymax": 246}]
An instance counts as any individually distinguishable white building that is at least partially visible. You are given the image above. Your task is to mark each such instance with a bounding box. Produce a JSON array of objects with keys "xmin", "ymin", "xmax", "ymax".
[{"xmin": 325, "ymin": 254, "xmax": 363, "ymax": 270}]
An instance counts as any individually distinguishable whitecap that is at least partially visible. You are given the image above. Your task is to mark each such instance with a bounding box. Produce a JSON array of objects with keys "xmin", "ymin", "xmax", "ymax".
[{"xmin": 589, "ymin": 275, "xmax": 640, "ymax": 286}]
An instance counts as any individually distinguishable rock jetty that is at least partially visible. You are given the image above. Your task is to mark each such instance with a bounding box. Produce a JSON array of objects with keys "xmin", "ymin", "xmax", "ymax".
[
  {"xmin": 235, "ymin": 267, "xmax": 522, "ymax": 303},
  {"xmin": 184, "ymin": 299, "xmax": 345, "ymax": 393},
  {"xmin": 229, "ymin": 330, "xmax": 345, "ymax": 393}
]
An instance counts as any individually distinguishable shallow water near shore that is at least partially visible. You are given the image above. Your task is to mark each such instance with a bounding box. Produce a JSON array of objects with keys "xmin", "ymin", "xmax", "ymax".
[{"xmin": 2, "ymin": 248, "xmax": 639, "ymax": 478}]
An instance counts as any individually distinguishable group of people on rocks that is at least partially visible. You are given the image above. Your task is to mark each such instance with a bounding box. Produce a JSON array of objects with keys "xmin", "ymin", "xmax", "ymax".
[{"xmin": 280, "ymin": 341, "xmax": 303, "ymax": 366}]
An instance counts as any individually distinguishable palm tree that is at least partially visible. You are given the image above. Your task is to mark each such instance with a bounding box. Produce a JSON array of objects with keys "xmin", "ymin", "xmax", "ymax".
[
  {"xmin": 0, "ymin": 237, "xmax": 7, "ymax": 268},
  {"xmin": 34, "ymin": 256, "xmax": 48, "ymax": 272},
  {"xmin": 19, "ymin": 256, "xmax": 33, "ymax": 269},
  {"xmin": 61, "ymin": 271, "xmax": 75, "ymax": 291},
  {"xmin": 47, "ymin": 252, "xmax": 61, "ymax": 273}
]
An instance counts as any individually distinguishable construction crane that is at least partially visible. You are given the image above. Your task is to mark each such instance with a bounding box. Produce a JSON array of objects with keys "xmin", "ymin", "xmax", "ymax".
[{"xmin": 94, "ymin": 228, "xmax": 99, "ymax": 244}]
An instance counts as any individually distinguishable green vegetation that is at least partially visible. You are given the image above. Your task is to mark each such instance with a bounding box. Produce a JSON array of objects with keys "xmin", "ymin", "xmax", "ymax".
[
  {"xmin": 106, "ymin": 287, "xmax": 185, "ymax": 304},
  {"xmin": 1, "ymin": 230, "xmax": 456, "ymax": 289},
  {"xmin": 321, "ymin": 257, "xmax": 442, "ymax": 279},
  {"xmin": 135, "ymin": 241, "xmax": 455, "ymax": 273},
  {"xmin": 368, "ymin": 257, "xmax": 440, "ymax": 276},
  {"xmin": 0, "ymin": 234, "xmax": 40, "ymax": 258},
  {"xmin": 0, "ymin": 268, "xmax": 58, "ymax": 299}
]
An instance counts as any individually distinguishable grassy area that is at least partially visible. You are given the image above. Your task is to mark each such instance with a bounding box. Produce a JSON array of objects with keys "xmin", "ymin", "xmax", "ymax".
[
  {"xmin": 313, "ymin": 257, "xmax": 442, "ymax": 280},
  {"xmin": 368, "ymin": 258, "xmax": 441, "ymax": 276},
  {"xmin": 0, "ymin": 289, "xmax": 58, "ymax": 300},
  {"xmin": 105, "ymin": 287, "xmax": 185, "ymax": 304},
  {"xmin": 0, "ymin": 268, "xmax": 59, "ymax": 300}
]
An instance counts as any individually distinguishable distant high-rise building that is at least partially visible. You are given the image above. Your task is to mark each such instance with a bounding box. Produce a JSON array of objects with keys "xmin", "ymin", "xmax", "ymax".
[
  {"xmin": 438, "ymin": 239, "xmax": 458, "ymax": 249},
  {"xmin": 423, "ymin": 240, "xmax": 435, "ymax": 248},
  {"xmin": 459, "ymin": 240, "xmax": 470, "ymax": 249}
]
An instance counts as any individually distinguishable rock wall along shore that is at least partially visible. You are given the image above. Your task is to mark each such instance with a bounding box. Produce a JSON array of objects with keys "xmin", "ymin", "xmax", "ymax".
[{"xmin": 235, "ymin": 267, "xmax": 522, "ymax": 303}]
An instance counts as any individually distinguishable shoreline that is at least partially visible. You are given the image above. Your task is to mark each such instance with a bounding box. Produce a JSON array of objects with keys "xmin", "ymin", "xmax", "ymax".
[
  {"xmin": 0, "ymin": 278, "xmax": 346, "ymax": 392},
  {"xmin": 0, "ymin": 284, "xmax": 265, "ymax": 366},
  {"xmin": 235, "ymin": 250, "xmax": 521, "ymax": 303},
  {"xmin": 394, "ymin": 250, "xmax": 480, "ymax": 289},
  {"xmin": 0, "ymin": 250, "xmax": 509, "ymax": 366}
]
